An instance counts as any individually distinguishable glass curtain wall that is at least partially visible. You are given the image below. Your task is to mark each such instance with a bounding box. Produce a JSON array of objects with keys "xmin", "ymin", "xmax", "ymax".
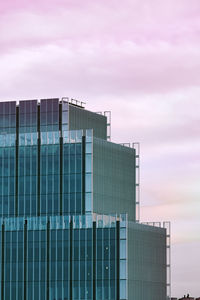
[
  {"xmin": 40, "ymin": 138, "xmax": 60, "ymax": 216},
  {"xmin": 18, "ymin": 100, "xmax": 38, "ymax": 217},
  {"xmin": 0, "ymin": 102, "xmax": 16, "ymax": 217},
  {"xmin": 0, "ymin": 214, "xmax": 125, "ymax": 300},
  {"xmin": 62, "ymin": 138, "xmax": 82, "ymax": 215},
  {"xmin": 0, "ymin": 100, "xmax": 93, "ymax": 218}
]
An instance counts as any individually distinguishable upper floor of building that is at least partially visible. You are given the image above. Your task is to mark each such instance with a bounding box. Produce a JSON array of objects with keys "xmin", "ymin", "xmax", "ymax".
[
  {"xmin": 0, "ymin": 99, "xmax": 137, "ymax": 221},
  {"xmin": 0, "ymin": 98, "xmax": 108, "ymax": 140}
]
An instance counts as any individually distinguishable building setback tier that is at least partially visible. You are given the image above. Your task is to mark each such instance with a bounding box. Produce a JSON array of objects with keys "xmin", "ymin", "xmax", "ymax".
[
  {"xmin": 0, "ymin": 214, "xmax": 166, "ymax": 300},
  {"xmin": 0, "ymin": 98, "xmax": 169, "ymax": 300}
]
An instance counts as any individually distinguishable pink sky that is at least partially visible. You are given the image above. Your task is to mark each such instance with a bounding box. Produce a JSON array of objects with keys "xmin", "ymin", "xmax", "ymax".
[{"xmin": 1, "ymin": 0, "xmax": 200, "ymax": 297}]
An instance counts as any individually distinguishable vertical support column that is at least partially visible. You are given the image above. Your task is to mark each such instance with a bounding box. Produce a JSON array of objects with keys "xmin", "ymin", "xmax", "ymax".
[
  {"xmin": 59, "ymin": 102, "xmax": 62, "ymax": 132},
  {"xmin": 24, "ymin": 220, "xmax": 27, "ymax": 300},
  {"xmin": 1, "ymin": 223, "xmax": 4, "ymax": 300},
  {"xmin": 60, "ymin": 137, "xmax": 63, "ymax": 216},
  {"xmin": 37, "ymin": 104, "xmax": 40, "ymax": 216},
  {"xmin": 92, "ymin": 221, "xmax": 96, "ymax": 300},
  {"xmin": 132, "ymin": 143, "xmax": 140, "ymax": 222},
  {"xmin": 164, "ymin": 222, "xmax": 171, "ymax": 300},
  {"xmin": 15, "ymin": 106, "xmax": 19, "ymax": 216},
  {"xmin": 116, "ymin": 221, "xmax": 120, "ymax": 300},
  {"xmin": 104, "ymin": 111, "xmax": 111, "ymax": 141},
  {"xmin": 82, "ymin": 136, "xmax": 86, "ymax": 214},
  {"xmin": 85, "ymin": 130, "xmax": 93, "ymax": 215},
  {"xmin": 70, "ymin": 219, "xmax": 73, "ymax": 300},
  {"xmin": 46, "ymin": 220, "xmax": 50, "ymax": 300}
]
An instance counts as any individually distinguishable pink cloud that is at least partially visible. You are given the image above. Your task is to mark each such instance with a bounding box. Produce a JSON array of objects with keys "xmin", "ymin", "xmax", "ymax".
[
  {"xmin": 1, "ymin": 0, "xmax": 200, "ymax": 49},
  {"xmin": 0, "ymin": 41, "xmax": 200, "ymax": 99},
  {"xmin": 0, "ymin": 0, "xmax": 200, "ymax": 98},
  {"xmin": 0, "ymin": 0, "xmax": 200, "ymax": 99}
]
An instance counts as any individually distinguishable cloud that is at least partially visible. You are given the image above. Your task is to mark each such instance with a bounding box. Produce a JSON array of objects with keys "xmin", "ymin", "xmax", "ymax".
[
  {"xmin": 1, "ymin": 0, "xmax": 200, "ymax": 45},
  {"xmin": 1, "ymin": 0, "xmax": 200, "ymax": 100},
  {"xmin": 0, "ymin": 41, "xmax": 200, "ymax": 101}
]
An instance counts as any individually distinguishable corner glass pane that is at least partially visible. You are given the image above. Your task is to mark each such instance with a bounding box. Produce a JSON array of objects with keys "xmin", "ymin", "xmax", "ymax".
[{"xmin": 120, "ymin": 240, "xmax": 126, "ymax": 259}]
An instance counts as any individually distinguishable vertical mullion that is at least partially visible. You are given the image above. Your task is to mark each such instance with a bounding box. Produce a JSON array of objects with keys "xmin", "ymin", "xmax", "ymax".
[
  {"xmin": 15, "ymin": 106, "xmax": 19, "ymax": 216},
  {"xmin": 24, "ymin": 220, "xmax": 27, "ymax": 300},
  {"xmin": 59, "ymin": 102, "xmax": 62, "ymax": 132},
  {"xmin": 46, "ymin": 220, "xmax": 50, "ymax": 300},
  {"xmin": 116, "ymin": 221, "xmax": 120, "ymax": 300},
  {"xmin": 60, "ymin": 137, "xmax": 63, "ymax": 216},
  {"xmin": 82, "ymin": 136, "xmax": 85, "ymax": 214},
  {"xmin": 37, "ymin": 137, "xmax": 40, "ymax": 216},
  {"xmin": 93, "ymin": 222, "xmax": 96, "ymax": 300},
  {"xmin": 37, "ymin": 104, "xmax": 40, "ymax": 216},
  {"xmin": 1, "ymin": 223, "xmax": 4, "ymax": 300},
  {"xmin": 70, "ymin": 220, "xmax": 73, "ymax": 300}
]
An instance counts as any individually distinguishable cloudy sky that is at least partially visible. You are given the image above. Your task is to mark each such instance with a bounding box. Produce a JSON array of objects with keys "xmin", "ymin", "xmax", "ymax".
[{"xmin": 1, "ymin": 0, "xmax": 200, "ymax": 297}]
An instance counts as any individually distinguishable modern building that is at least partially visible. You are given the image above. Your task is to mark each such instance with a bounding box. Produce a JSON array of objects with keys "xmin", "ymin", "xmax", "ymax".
[{"xmin": 0, "ymin": 98, "xmax": 170, "ymax": 300}]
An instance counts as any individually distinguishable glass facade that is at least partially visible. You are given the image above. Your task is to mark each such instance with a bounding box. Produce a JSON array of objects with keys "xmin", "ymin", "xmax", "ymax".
[
  {"xmin": 93, "ymin": 138, "xmax": 136, "ymax": 221},
  {"xmin": 0, "ymin": 99, "xmax": 167, "ymax": 300},
  {"xmin": 0, "ymin": 101, "xmax": 16, "ymax": 218},
  {"xmin": 0, "ymin": 99, "xmax": 125, "ymax": 300},
  {"xmin": 0, "ymin": 214, "xmax": 127, "ymax": 300},
  {"xmin": 0, "ymin": 100, "xmax": 93, "ymax": 219}
]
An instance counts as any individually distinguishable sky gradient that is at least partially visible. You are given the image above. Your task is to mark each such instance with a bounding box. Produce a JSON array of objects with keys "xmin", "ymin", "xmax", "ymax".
[{"xmin": 1, "ymin": 0, "xmax": 200, "ymax": 297}]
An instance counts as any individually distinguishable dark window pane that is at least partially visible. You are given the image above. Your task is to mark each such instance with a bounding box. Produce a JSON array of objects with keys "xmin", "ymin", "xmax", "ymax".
[{"xmin": 40, "ymin": 100, "xmax": 46, "ymax": 112}]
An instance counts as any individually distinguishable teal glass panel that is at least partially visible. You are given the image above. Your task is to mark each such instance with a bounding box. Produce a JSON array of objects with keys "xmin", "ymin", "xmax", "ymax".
[
  {"xmin": 120, "ymin": 260, "xmax": 126, "ymax": 279},
  {"xmin": 120, "ymin": 240, "xmax": 126, "ymax": 259},
  {"xmin": 120, "ymin": 280, "xmax": 126, "ymax": 299},
  {"xmin": 85, "ymin": 174, "xmax": 92, "ymax": 193},
  {"xmin": 85, "ymin": 193, "xmax": 92, "ymax": 213}
]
